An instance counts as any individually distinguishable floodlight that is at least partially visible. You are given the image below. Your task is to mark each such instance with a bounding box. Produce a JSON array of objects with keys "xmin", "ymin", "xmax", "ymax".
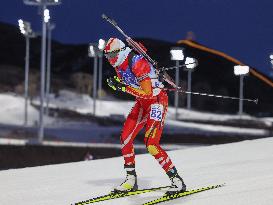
[
  {"xmin": 23, "ymin": 0, "xmax": 61, "ymax": 6},
  {"xmin": 185, "ymin": 57, "xmax": 197, "ymax": 69},
  {"xmin": 18, "ymin": 19, "xmax": 24, "ymax": 29},
  {"xmin": 18, "ymin": 19, "xmax": 35, "ymax": 37},
  {"xmin": 44, "ymin": 9, "xmax": 50, "ymax": 23},
  {"xmin": 88, "ymin": 45, "xmax": 97, "ymax": 57},
  {"xmin": 270, "ymin": 54, "xmax": 273, "ymax": 65},
  {"xmin": 234, "ymin": 65, "xmax": 249, "ymax": 76},
  {"xmin": 170, "ymin": 47, "xmax": 184, "ymax": 61},
  {"xmin": 98, "ymin": 39, "xmax": 105, "ymax": 50},
  {"xmin": 18, "ymin": 20, "xmax": 26, "ymax": 34}
]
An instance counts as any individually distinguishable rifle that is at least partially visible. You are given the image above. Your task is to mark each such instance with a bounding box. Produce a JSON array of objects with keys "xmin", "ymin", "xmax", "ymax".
[{"xmin": 102, "ymin": 14, "xmax": 177, "ymax": 88}]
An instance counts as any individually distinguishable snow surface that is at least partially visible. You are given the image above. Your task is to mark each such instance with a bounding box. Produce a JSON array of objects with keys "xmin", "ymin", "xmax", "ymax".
[
  {"xmin": 0, "ymin": 93, "xmax": 54, "ymax": 126},
  {"xmin": 0, "ymin": 137, "xmax": 273, "ymax": 205}
]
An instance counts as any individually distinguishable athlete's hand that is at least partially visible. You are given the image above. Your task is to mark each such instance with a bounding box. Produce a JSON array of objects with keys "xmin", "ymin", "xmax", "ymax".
[{"xmin": 107, "ymin": 76, "xmax": 126, "ymax": 92}]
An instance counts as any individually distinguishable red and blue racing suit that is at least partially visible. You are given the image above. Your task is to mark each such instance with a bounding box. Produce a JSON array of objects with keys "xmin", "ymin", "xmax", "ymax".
[{"xmin": 115, "ymin": 54, "xmax": 175, "ymax": 173}]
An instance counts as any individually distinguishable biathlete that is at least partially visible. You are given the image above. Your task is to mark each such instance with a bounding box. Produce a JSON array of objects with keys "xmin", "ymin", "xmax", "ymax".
[{"xmin": 104, "ymin": 38, "xmax": 186, "ymax": 195}]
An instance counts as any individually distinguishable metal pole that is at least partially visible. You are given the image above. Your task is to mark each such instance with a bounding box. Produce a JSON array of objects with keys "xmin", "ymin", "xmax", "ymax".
[
  {"xmin": 98, "ymin": 54, "xmax": 103, "ymax": 98},
  {"xmin": 93, "ymin": 56, "xmax": 98, "ymax": 115},
  {"xmin": 24, "ymin": 36, "xmax": 30, "ymax": 126},
  {"xmin": 38, "ymin": 5, "xmax": 47, "ymax": 142},
  {"xmin": 45, "ymin": 23, "xmax": 52, "ymax": 116},
  {"xmin": 175, "ymin": 60, "xmax": 179, "ymax": 120},
  {"xmin": 187, "ymin": 70, "xmax": 192, "ymax": 110},
  {"xmin": 238, "ymin": 75, "xmax": 244, "ymax": 115}
]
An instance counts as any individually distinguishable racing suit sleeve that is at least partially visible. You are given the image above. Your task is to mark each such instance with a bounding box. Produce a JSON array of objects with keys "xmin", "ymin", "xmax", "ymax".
[{"xmin": 125, "ymin": 58, "xmax": 155, "ymax": 99}]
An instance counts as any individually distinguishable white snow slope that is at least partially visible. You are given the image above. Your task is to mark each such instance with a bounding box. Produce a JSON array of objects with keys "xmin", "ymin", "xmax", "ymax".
[{"xmin": 1, "ymin": 137, "xmax": 273, "ymax": 205}]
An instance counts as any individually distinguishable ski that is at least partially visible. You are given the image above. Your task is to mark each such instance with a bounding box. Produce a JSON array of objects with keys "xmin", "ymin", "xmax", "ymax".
[
  {"xmin": 73, "ymin": 185, "xmax": 171, "ymax": 205},
  {"xmin": 142, "ymin": 183, "xmax": 225, "ymax": 205}
]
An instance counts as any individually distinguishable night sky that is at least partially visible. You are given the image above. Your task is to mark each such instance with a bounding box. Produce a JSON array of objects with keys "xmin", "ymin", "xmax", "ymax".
[{"xmin": 1, "ymin": 0, "xmax": 273, "ymax": 78}]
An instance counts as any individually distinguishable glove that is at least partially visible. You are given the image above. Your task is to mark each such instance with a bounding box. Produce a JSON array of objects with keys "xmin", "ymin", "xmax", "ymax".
[{"xmin": 107, "ymin": 76, "xmax": 126, "ymax": 92}]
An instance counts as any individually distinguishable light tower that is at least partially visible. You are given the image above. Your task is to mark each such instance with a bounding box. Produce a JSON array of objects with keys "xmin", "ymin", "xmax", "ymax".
[
  {"xmin": 234, "ymin": 65, "xmax": 250, "ymax": 115},
  {"xmin": 45, "ymin": 20, "xmax": 56, "ymax": 116},
  {"xmin": 88, "ymin": 43, "xmax": 99, "ymax": 116},
  {"xmin": 23, "ymin": 0, "xmax": 61, "ymax": 143},
  {"xmin": 184, "ymin": 57, "xmax": 198, "ymax": 110},
  {"xmin": 18, "ymin": 19, "xmax": 36, "ymax": 126},
  {"xmin": 98, "ymin": 39, "xmax": 105, "ymax": 99},
  {"xmin": 170, "ymin": 47, "xmax": 184, "ymax": 120}
]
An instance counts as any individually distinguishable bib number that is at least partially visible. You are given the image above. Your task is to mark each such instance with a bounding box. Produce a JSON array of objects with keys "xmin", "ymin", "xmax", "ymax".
[{"xmin": 150, "ymin": 104, "xmax": 164, "ymax": 121}]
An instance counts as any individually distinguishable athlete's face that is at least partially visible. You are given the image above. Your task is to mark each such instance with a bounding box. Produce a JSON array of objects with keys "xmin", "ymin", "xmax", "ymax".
[
  {"xmin": 108, "ymin": 55, "xmax": 119, "ymax": 67},
  {"xmin": 104, "ymin": 50, "xmax": 119, "ymax": 67},
  {"xmin": 104, "ymin": 47, "xmax": 125, "ymax": 67}
]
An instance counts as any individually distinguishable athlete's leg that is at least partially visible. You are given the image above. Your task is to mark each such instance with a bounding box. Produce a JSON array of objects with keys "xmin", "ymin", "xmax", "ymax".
[
  {"xmin": 143, "ymin": 91, "xmax": 186, "ymax": 194},
  {"xmin": 143, "ymin": 92, "xmax": 174, "ymax": 172},
  {"xmin": 113, "ymin": 100, "xmax": 148, "ymax": 192},
  {"xmin": 121, "ymin": 100, "xmax": 147, "ymax": 166}
]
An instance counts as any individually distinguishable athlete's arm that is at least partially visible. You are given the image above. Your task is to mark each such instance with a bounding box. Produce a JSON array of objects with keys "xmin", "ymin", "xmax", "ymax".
[
  {"xmin": 125, "ymin": 58, "xmax": 154, "ymax": 99},
  {"xmin": 126, "ymin": 79, "xmax": 153, "ymax": 98}
]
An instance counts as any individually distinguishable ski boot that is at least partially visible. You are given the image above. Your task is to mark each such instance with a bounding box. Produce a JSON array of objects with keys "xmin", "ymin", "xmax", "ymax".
[
  {"xmin": 112, "ymin": 164, "xmax": 138, "ymax": 193},
  {"xmin": 165, "ymin": 167, "xmax": 186, "ymax": 195}
]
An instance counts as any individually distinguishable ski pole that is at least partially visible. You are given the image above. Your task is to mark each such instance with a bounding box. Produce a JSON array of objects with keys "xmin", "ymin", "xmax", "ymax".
[
  {"xmin": 159, "ymin": 63, "xmax": 197, "ymax": 72},
  {"xmin": 165, "ymin": 88, "xmax": 258, "ymax": 104}
]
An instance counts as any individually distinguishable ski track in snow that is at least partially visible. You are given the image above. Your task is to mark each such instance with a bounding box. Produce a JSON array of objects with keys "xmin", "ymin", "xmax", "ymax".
[{"xmin": 1, "ymin": 137, "xmax": 273, "ymax": 205}]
